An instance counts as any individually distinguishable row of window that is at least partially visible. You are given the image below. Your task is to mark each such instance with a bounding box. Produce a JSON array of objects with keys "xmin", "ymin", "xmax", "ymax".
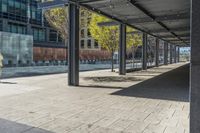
[
  {"xmin": 0, "ymin": 0, "xmax": 42, "ymax": 22},
  {"xmin": 7, "ymin": 22, "xmax": 26, "ymax": 34},
  {"xmin": 0, "ymin": 22, "xmax": 62, "ymax": 43},
  {"xmin": 80, "ymin": 28, "xmax": 91, "ymax": 38},
  {"xmin": 0, "ymin": 20, "xmax": 100, "ymax": 48},
  {"xmin": 0, "ymin": 0, "xmax": 27, "ymax": 17},
  {"xmin": 80, "ymin": 40, "xmax": 99, "ymax": 49}
]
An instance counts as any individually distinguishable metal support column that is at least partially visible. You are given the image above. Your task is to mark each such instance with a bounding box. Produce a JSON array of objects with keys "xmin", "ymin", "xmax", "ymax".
[
  {"xmin": 142, "ymin": 33, "xmax": 147, "ymax": 70},
  {"xmin": 190, "ymin": 0, "xmax": 200, "ymax": 131},
  {"xmin": 170, "ymin": 44, "xmax": 173, "ymax": 64},
  {"xmin": 68, "ymin": 3, "xmax": 79, "ymax": 86},
  {"xmin": 174, "ymin": 46, "xmax": 177, "ymax": 63},
  {"xmin": 177, "ymin": 46, "xmax": 180, "ymax": 62},
  {"xmin": 164, "ymin": 42, "xmax": 168, "ymax": 65},
  {"xmin": 119, "ymin": 24, "xmax": 126, "ymax": 75},
  {"xmin": 155, "ymin": 38, "xmax": 159, "ymax": 67}
]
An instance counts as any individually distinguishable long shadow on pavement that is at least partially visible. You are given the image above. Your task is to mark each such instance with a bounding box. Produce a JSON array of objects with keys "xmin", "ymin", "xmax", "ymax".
[
  {"xmin": 0, "ymin": 118, "xmax": 53, "ymax": 133},
  {"xmin": 112, "ymin": 64, "xmax": 190, "ymax": 102}
]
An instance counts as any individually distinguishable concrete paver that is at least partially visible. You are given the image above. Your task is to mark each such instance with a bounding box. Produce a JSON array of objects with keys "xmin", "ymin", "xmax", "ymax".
[{"xmin": 0, "ymin": 63, "xmax": 189, "ymax": 133}]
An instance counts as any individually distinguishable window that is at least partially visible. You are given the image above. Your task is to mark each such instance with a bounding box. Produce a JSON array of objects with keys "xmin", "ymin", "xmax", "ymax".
[
  {"xmin": 80, "ymin": 19, "xmax": 85, "ymax": 27},
  {"xmin": 94, "ymin": 40, "xmax": 99, "ymax": 48},
  {"xmin": 39, "ymin": 30, "xmax": 45, "ymax": 41},
  {"xmin": 32, "ymin": 27, "xmax": 45, "ymax": 42},
  {"xmin": 7, "ymin": 23, "xmax": 27, "ymax": 34},
  {"xmin": 0, "ymin": 21, "xmax": 2, "ymax": 31},
  {"xmin": 81, "ymin": 40, "xmax": 85, "ymax": 48},
  {"xmin": 30, "ymin": 3, "xmax": 42, "ymax": 23},
  {"xmin": 87, "ymin": 29, "xmax": 91, "ymax": 37},
  {"xmin": 2, "ymin": 0, "xmax": 8, "ymax": 12},
  {"xmin": 31, "ymin": 6, "xmax": 36, "ymax": 19},
  {"xmin": 87, "ymin": 40, "xmax": 91, "ymax": 48},
  {"xmin": 58, "ymin": 34, "xmax": 63, "ymax": 42},
  {"xmin": 81, "ymin": 29, "xmax": 85, "ymax": 38},
  {"xmin": 80, "ymin": 10, "xmax": 85, "ymax": 17},
  {"xmin": 49, "ymin": 30, "xmax": 57, "ymax": 42},
  {"xmin": 87, "ymin": 17, "xmax": 91, "ymax": 26}
]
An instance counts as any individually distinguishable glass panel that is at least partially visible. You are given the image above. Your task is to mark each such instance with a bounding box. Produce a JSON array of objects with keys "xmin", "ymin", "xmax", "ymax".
[
  {"xmin": 87, "ymin": 39, "xmax": 91, "ymax": 48},
  {"xmin": 49, "ymin": 30, "xmax": 57, "ymax": 42}
]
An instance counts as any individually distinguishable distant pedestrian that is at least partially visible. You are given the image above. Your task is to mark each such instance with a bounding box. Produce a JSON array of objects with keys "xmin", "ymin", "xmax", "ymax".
[{"xmin": 0, "ymin": 50, "xmax": 3, "ymax": 82}]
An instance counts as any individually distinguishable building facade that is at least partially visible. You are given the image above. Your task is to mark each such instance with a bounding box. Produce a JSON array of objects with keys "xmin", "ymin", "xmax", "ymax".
[{"xmin": 0, "ymin": 0, "xmax": 109, "ymax": 65}]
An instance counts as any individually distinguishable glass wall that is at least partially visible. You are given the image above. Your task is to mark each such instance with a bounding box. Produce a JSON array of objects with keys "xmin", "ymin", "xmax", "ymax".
[{"xmin": 0, "ymin": 31, "xmax": 33, "ymax": 66}]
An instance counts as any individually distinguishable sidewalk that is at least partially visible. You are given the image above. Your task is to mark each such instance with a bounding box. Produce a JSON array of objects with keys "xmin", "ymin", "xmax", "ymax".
[{"xmin": 0, "ymin": 63, "xmax": 189, "ymax": 133}]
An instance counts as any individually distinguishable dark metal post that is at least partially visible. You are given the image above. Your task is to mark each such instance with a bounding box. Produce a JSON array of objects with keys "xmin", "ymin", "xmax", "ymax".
[
  {"xmin": 177, "ymin": 46, "xmax": 180, "ymax": 62},
  {"xmin": 68, "ymin": 3, "xmax": 79, "ymax": 86},
  {"xmin": 164, "ymin": 42, "xmax": 168, "ymax": 65},
  {"xmin": 155, "ymin": 38, "xmax": 159, "ymax": 67},
  {"xmin": 190, "ymin": 0, "xmax": 200, "ymax": 131},
  {"xmin": 170, "ymin": 44, "xmax": 173, "ymax": 64},
  {"xmin": 119, "ymin": 24, "xmax": 126, "ymax": 75},
  {"xmin": 174, "ymin": 46, "xmax": 177, "ymax": 63},
  {"xmin": 142, "ymin": 33, "xmax": 147, "ymax": 70}
]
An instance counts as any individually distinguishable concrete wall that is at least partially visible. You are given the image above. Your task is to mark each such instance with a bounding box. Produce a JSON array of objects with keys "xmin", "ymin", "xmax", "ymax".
[{"xmin": 0, "ymin": 31, "xmax": 33, "ymax": 66}]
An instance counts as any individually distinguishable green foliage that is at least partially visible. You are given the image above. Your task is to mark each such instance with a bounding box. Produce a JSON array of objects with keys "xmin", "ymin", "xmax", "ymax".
[
  {"xmin": 44, "ymin": 7, "xmax": 90, "ymax": 43},
  {"xmin": 126, "ymin": 27, "xmax": 142, "ymax": 49},
  {"xmin": 44, "ymin": 7, "xmax": 68, "ymax": 41},
  {"xmin": 89, "ymin": 13, "xmax": 119, "ymax": 53},
  {"xmin": 89, "ymin": 13, "xmax": 142, "ymax": 53}
]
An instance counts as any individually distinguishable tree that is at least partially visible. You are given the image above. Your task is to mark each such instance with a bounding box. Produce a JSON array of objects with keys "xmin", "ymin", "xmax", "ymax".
[
  {"xmin": 126, "ymin": 30, "xmax": 142, "ymax": 67},
  {"xmin": 89, "ymin": 13, "xmax": 142, "ymax": 71},
  {"xmin": 44, "ymin": 7, "xmax": 91, "ymax": 45},
  {"xmin": 89, "ymin": 13, "xmax": 119, "ymax": 72},
  {"xmin": 44, "ymin": 7, "xmax": 69, "ymax": 45}
]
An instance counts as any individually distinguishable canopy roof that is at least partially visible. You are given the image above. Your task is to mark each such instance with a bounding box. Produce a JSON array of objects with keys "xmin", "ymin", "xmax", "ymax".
[{"xmin": 40, "ymin": 0, "xmax": 190, "ymax": 46}]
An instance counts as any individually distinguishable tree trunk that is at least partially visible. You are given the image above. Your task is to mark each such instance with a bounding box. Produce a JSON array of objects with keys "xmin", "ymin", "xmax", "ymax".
[{"xmin": 111, "ymin": 50, "xmax": 114, "ymax": 72}]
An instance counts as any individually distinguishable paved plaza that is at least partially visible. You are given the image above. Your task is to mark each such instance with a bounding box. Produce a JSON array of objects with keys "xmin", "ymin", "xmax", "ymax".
[{"xmin": 0, "ymin": 63, "xmax": 189, "ymax": 133}]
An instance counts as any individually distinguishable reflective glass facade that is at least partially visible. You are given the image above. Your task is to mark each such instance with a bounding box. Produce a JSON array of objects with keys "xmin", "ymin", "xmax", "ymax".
[{"xmin": 0, "ymin": 0, "xmax": 63, "ymax": 45}]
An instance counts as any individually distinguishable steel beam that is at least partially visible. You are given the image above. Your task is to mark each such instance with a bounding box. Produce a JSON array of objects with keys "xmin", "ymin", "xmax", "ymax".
[
  {"xmin": 160, "ymin": 34, "xmax": 190, "ymax": 38},
  {"xmin": 155, "ymin": 38, "xmax": 159, "ymax": 67},
  {"xmin": 164, "ymin": 42, "xmax": 168, "ymax": 65},
  {"xmin": 79, "ymin": 2, "xmax": 188, "ymax": 46},
  {"xmin": 127, "ymin": 27, "xmax": 189, "ymax": 35},
  {"xmin": 98, "ymin": 13, "xmax": 189, "ymax": 27},
  {"xmin": 150, "ymin": 27, "xmax": 190, "ymax": 34},
  {"xmin": 119, "ymin": 24, "xmax": 126, "ymax": 75},
  {"xmin": 68, "ymin": 3, "xmax": 79, "ymax": 86},
  {"xmin": 128, "ymin": 0, "xmax": 186, "ymax": 45},
  {"xmin": 142, "ymin": 33, "xmax": 147, "ymax": 70}
]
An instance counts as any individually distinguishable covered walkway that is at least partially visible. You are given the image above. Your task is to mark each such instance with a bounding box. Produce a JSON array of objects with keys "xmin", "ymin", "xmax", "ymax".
[
  {"xmin": 39, "ymin": 0, "xmax": 200, "ymax": 131},
  {"xmin": 0, "ymin": 63, "xmax": 189, "ymax": 133}
]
